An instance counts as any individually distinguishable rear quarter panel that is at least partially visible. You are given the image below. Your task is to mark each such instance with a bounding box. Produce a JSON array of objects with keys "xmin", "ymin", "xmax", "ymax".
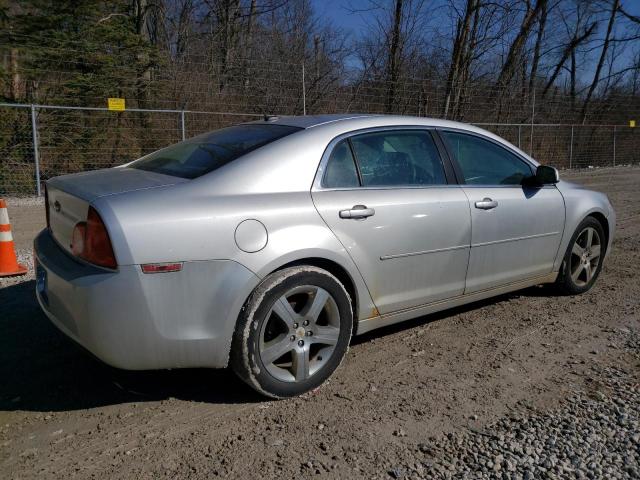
[{"xmin": 94, "ymin": 185, "xmax": 377, "ymax": 323}]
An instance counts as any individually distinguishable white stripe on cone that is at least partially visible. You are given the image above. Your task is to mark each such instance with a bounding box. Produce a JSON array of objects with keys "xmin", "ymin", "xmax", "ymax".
[{"xmin": 0, "ymin": 207, "xmax": 9, "ymax": 225}]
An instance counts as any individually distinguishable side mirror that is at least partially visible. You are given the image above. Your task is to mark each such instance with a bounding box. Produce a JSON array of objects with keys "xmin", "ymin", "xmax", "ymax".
[{"xmin": 535, "ymin": 165, "xmax": 559, "ymax": 184}]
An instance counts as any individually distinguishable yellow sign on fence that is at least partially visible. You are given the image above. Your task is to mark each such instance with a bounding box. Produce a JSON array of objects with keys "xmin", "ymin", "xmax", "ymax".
[
  {"xmin": 107, "ymin": 98, "xmax": 126, "ymax": 111},
  {"xmin": 630, "ymin": 120, "xmax": 636, "ymax": 128}
]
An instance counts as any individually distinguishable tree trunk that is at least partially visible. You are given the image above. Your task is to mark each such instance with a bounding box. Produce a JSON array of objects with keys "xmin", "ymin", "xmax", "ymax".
[
  {"xmin": 218, "ymin": 0, "xmax": 241, "ymax": 93},
  {"xmin": 570, "ymin": 49, "xmax": 576, "ymax": 110},
  {"xmin": 580, "ymin": 0, "xmax": 619, "ymax": 123},
  {"xmin": 528, "ymin": 0, "xmax": 548, "ymax": 93},
  {"xmin": 497, "ymin": 0, "xmax": 546, "ymax": 88},
  {"xmin": 442, "ymin": 0, "xmax": 477, "ymax": 118},
  {"xmin": 243, "ymin": 0, "xmax": 257, "ymax": 90},
  {"xmin": 10, "ymin": 48, "xmax": 21, "ymax": 101},
  {"xmin": 542, "ymin": 22, "xmax": 597, "ymax": 98},
  {"xmin": 132, "ymin": 0, "xmax": 152, "ymax": 113},
  {"xmin": 385, "ymin": 0, "xmax": 403, "ymax": 113}
]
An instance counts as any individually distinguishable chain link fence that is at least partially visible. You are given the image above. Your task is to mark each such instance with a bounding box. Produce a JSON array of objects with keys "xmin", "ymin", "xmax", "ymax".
[
  {"xmin": 1, "ymin": 102, "xmax": 638, "ymax": 196},
  {"xmin": 0, "ymin": 103, "xmax": 261, "ymax": 195},
  {"xmin": 477, "ymin": 123, "xmax": 638, "ymax": 170}
]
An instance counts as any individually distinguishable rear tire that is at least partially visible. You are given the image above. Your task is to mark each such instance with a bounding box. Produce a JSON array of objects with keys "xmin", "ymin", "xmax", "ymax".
[
  {"xmin": 231, "ymin": 266, "xmax": 353, "ymax": 399},
  {"xmin": 554, "ymin": 217, "xmax": 605, "ymax": 295}
]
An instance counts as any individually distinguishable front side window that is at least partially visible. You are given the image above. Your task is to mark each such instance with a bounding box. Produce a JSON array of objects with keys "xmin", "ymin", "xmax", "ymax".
[
  {"xmin": 441, "ymin": 131, "xmax": 533, "ymax": 185},
  {"xmin": 131, "ymin": 124, "xmax": 302, "ymax": 179},
  {"xmin": 349, "ymin": 130, "xmax": 446, "ymax": 187},
  {"xmin": 322, "ymin": 140, "xmax": 360, "ymax": 188}
]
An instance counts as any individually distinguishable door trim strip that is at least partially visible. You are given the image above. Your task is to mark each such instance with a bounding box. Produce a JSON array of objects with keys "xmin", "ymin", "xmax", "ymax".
[
  {"xmin": 472, "ymin": 231, "xmax": 560, "ymax": 248},
  {"xmin": 380, "ymin": 244, "xmax": 468, "ymax": 261},
  {"xmin": 380, "ymin": 231, "xmax": 560, "ymax": 261}
]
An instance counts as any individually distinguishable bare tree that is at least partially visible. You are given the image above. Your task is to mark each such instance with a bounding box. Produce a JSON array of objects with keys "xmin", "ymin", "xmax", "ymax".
[
  {"xmin": 385, "ymin": 0, "xmax": 404, "ymax": 112},
  {"xmin": 528, "ymin": 0, "xmax": 553, "ymax": 94},
  {"xmin": 580, "ymin": 0, "xmax": 620, "ymax": 122},
  {"xmin": 541, "ymin": 4, "xmax": 597, "ymax": 99},
  {"xmin": 442, "ymin": 0, "xmax": 480, "ymax": 118},
  {"xmin": 496, "ymin": 0, "xmax": 547, "ymax": 88}
]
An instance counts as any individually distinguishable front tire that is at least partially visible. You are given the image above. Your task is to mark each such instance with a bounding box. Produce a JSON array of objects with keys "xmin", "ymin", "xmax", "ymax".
[
  {"xmin": 231, "ymin": 266, "xmax": 353, "ymax": 399},
  {"xmin": 554, "ymin": 217, "xmax": 605, "ymax": 295}
]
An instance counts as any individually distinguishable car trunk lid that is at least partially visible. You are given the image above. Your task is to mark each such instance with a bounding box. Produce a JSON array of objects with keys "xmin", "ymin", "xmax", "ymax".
[
  {"xmin": 46, "ymin": 167, "xmax": 187, "ymax": 256},
  {"xmin": 46, "ymin": 167, "xmax": 187, "ymax": 202}
]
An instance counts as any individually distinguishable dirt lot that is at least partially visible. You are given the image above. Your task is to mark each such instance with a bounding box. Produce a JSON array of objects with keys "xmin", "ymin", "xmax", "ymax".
[{"xmin": 1, "ymin": 167, "xmax": 639, "ymax": 479}]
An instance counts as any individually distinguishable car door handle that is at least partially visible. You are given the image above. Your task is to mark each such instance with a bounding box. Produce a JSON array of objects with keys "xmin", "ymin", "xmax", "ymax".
[
  {"xmin": 339, "ymin": 205, "xmax": 375, "ymax": 219},
  {"xmin": 475, "ymin": 198, "xmax": 498, "ymax": 210}
]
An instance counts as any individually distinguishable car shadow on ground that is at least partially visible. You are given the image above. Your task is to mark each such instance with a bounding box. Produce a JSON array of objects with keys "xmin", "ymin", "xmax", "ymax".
[
  {"xmin": 0, "ymin": 280, "xmax": 263, "ymax": 413},
  {"xmin": 0, "ymin": 279, "xmax": 553, "ymax": 412},
  {"xmin": 351, "ymin": 283, "xmax": 553, "ymax": 346}
]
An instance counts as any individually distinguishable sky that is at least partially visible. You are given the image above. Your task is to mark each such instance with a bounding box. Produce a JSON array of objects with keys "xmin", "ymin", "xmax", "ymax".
[
  {"xmin": 310, "ymin": 0, "xmax": 640, "ymax": 38},
  {"xmin": 310, "ymin": 0, "xmax": 640, "ymax": 80},
  {"xmin": 310, "ymin": 0, "xmax": 373, "ymax": 36}
]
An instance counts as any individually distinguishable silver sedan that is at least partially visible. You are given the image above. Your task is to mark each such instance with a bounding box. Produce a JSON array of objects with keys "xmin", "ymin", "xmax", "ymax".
[{"xmin": 34, "ymin": 114, "xmax": 615, "ymax": 398}]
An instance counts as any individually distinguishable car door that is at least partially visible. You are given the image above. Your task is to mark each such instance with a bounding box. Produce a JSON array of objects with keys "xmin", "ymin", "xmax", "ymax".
[
  {"xmin": 311, "ymin": 128, "xmax": 471, "ymax": 315},
  {"xmin": 439, "ymin": 130, "xmax": 565, "ymax": 294}
]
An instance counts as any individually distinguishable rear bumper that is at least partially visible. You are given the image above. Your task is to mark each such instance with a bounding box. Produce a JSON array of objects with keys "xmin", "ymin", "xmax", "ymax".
[{"xmin": 34, "ymin": 229, "xmax": 259, "ymax": 370}]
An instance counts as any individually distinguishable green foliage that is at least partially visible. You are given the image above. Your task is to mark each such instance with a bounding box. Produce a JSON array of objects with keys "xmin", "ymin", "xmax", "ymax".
[
  {"xmin": 2, "ymin": 0, "xmax": 161, "ymax": 105},
  {"xmin": 0, "ymin": 1, "xmax": 166, "ymax": 194}
]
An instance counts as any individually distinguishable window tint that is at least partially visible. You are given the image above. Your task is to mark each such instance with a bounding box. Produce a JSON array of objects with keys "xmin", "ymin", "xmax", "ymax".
[
  {"xmin": 441, "ymin": 131, "xmax": 532, "ymax": 185},
  {"xmin": 322, "ymin": 140, "xmax": 360, "ymax": 188},
  {"xmin": 131, "ymin": 124, "xmax": 302, "ymax": 179},
  {"xmin": 349, "ymin": 130, "xmax": 446, "ymax": 187}
]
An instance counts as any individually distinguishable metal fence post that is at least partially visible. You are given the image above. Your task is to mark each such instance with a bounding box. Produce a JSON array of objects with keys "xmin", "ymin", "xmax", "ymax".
[
  {"xmin": 30, "ymin": 104, "xmax": 42, "ymax": 196},
  {"xmin": 518, "ymin": 125, "xmax": 521, "ymax": 149},
  {"xmin": 613, "ymin": 126, "xmax": 616, "ymax": 167},
  {"xmin": 180, "ymin": 110, "xmax": 186, "ymax": 141},
  {"xmin": 569, "ymin": 126, "xmax": 574, "ymax": 169}
]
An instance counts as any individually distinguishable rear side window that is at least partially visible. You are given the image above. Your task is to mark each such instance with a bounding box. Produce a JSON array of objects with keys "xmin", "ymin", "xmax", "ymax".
[
  {"xmin": 441, "ymin": 131, "xmax": 533, "ymax": 185},
  {"xmin": 322, "ymin": 140, "xmax": 360, "ymax": 188},
  {"xmin": 349, "ymin": 130, "xmax": 446, "ymax": 187},
  {"xmin": 130, "ymin": 124, "xmax": 302, "ymax": 179}
]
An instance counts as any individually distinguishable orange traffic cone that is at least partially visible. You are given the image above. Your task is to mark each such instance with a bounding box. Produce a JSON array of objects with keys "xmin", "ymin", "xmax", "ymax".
[{"xmin": 0, "ymin": 199, "xmax": 28, "ymax": 277}]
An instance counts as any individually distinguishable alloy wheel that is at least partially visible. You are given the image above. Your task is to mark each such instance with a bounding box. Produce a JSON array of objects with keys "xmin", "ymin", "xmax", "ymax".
[
  {"xmin": 570, "ymin": 226, "xmax": 602, "ymax": 287},
  {"xmin": 259, "ymin": 285, "xmax": 341, "ymax": 383}
]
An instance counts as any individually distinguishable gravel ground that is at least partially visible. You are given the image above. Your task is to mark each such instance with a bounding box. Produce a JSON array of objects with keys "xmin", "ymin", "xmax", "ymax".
[
  {"xmin": 1, "ymin": 197, "xmax": 44, "ymax": 208},
  {"xmin": 0, "ymin": 167, "xmax": 639, "ymax": 479},
  {"xmin": 419, "ymin": 362, "xmax": 639, "ymax": 479}
]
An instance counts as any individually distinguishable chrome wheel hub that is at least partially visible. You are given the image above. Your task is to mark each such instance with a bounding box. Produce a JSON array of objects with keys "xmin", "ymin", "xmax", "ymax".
[{"xmin": 259, "ymin": 285, "xmax": 341, "ymax": 383}]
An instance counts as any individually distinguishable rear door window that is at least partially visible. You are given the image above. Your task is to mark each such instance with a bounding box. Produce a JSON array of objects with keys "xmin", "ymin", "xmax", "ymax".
[
  {"xmin": 322, "ymin": 140, "xmax": 360, "ymax": 188},
  {"xmin": 349, "ymin": 130, "xmax": 447, "ymax": 187},
  {"xmin": 131, "ymin": 124, "xmax": 302, "ymax": 179}
]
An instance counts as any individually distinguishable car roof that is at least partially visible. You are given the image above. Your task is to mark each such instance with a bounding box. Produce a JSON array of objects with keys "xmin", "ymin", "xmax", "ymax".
[
  {"xmin": 250, "ymin": 113, "xmax": 537, "ymax": 166},
  {"xmin": 248, "ymin": 114, "xmax": 497, "ymax": 136},
  {"xmin": 248, "ymin": 114, "xmax": 377, "ymax": 129},
  {"xmin": 249, "ymin": 115, "xmax": 532, "ymax": 156},
  {"xmin": 194, "ymin": 114, "xmax": 538, "ymax": 195}
]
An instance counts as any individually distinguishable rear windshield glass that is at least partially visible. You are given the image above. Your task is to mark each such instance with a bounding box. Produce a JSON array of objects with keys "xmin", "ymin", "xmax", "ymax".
[{"xmin": 130, "ymin": 124, "xmax": 302, "ymax": 179}]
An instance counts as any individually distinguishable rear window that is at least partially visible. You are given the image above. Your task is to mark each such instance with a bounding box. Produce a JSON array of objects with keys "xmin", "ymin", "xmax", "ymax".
[{"xmin": 130, "ymin": 124, "xmax": 302, "ymax": 179}]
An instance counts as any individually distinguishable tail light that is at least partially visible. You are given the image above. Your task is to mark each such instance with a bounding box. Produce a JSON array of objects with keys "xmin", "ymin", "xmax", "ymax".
[{"xmin": 70, "ymin": 207, "xmax": 117, "ymax": 269}]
